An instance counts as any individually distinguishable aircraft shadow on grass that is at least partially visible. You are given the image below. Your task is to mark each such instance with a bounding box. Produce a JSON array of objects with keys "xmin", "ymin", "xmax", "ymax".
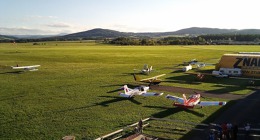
[
  {"xmin": 106, "ymin": 88, "xmax": 122, "ymax": 93},
  {"xmin": 100, "ymin": 84, "xmax": 124, "ymax": 87},
  {"xmin": 96, "ymin": 95, "xmax": 142, "ymax": 107},
  {"xmin": 120, "ymin": 72, "xmax": 136, "ymax": 76},
  {"xmin": 171, "ymin": 69, "xmax": 185, "ymax": 73},
  {"xmin": 143, "ymin": 105, "xmax": 205, "ymax": 118},
  {"xmin": 0, "ymin": 65, "xmax": 25, "ymax": 74},
  {"xmin": 54, "ymin": 105, "xmax": 94, "ymax": 113},
  {"xmin": 104, "ymin": 84, "xmax": 139, "ymax": 93},
  {"xmin": 164, "ymin": 72, "xmax": 203, "ymax": 85},
  {"xmin": 163, "ymin": 65, "xmax": 187, "ymax": 72},
  {"xmin": 54, "ymin": 95, "xmax": 142, "ymax": 113},
  {"xmin": 0, "ymin": 71, "xmax": 24, "ymax": 74}
]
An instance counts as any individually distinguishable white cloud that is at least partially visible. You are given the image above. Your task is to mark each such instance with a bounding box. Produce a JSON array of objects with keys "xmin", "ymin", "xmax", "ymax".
[
  {"xmin": 46, "ymin": 22, "xmax": 72, "ymax": 28},
  {"xmin": 0, "ymin": 27, "xmax": 61, "ymax": 35},
  {"xmin": 28, "ymin": 15, "xmax": 58, "ymax": 19},
  {"xmin": 19, "ymin": 15, "xmax": 59, "ymax": 25},
  {"xmin": 0, "ymin": 23, "xmax": 94, "ymax": 35},
  {"xmin": 104, "ymin": 24, "xmax": 166, "ymax": 32}
]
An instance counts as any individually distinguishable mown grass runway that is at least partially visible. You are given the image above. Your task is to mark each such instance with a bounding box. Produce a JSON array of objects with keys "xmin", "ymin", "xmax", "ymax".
[{"xmin": 0, "ymin": 42, "xmax": 259, "ymax": 139}]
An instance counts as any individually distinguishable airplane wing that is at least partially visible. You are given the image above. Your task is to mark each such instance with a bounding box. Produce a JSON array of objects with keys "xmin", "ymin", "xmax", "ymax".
[
  {"xmin": 27, "ymin": 65, "xmax": 40, "ymax": 68},
  {"xmin": 198, "ymin": 101, "xmax": 226, "ymax": 106},
  {"xmin": 12, "ymin": 66, "xmax": 26, "ymax": 69},
  {"xmin": 12, "ymin": 65, "xmax": 40, "ymax": 69},
  {"xmin": 119, "ymin": 93, "xmax": 132, "ymax": 98},
  {"xmin": 141, "ymin": 92, "xmax": 163, "ymax": 97},
  {"xmin": 165, "ymin": 94, "xmax": 184, "ymax": 104},
  {"xmin": 140, "ymin": 74, "xmax": 166, "ymax": 81}
]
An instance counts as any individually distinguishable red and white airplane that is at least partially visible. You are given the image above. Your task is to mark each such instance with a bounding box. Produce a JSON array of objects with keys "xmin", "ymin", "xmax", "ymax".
[
  {"xmin": 119, "ymin": 85, "xmax": 163, "ymax": 98},
  {"xmin": 166, "ymin": 92, "xmax": 226, "ymax": 109}
]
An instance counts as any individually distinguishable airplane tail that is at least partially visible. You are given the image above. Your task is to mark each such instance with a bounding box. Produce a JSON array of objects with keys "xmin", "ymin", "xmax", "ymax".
[
  {"xmin": 149, "ymin": 66, "xmax": 153, "ymax": 71},
  {"xmin": 183, "ymin": 94, "xmax": 187, "ymax": 104},
  {"xmin": 123, "ymin": 85, "xmax": 129, "ymax": 94},
  {"xmin": 133, "ymin": 74, "xmax": 141, "ymax": 81},
  {"xmin": 118, "ymin": 85, "xmax": 132, "ymax": 98}
]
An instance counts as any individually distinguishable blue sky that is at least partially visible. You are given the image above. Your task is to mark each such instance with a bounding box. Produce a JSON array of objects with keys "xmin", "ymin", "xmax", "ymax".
[{"xmin": 0, "ymin": 0, "xmax": 259, "ymax": 35}]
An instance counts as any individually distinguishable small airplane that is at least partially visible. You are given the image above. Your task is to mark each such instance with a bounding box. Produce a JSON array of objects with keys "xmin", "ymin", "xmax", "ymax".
[
  {"xmin": 177, "ymin": 59, "xmax": 214, "ymax": 69},
  {"xmin": 176, "ymin": 59, "xmax": 198, "ymax": 66},
  {"xmin": 119, "ymin": 85, "xmax": 163, "ymax": 98},
  {"xmin": 166, "ymin": 92, "xmax": 226, "ymax": 109},
  {"xmin": 11, "ymin": 65, "xmax": 40, "ymax": 71},
  {"xmin": 185, "ymin": 59, "xmax": 199, "ymax": 65},
  {"xmin": 133, "ymin": 73, "xmax": 166, "ymax": 85},
  {"xmin": 134, "ymin": 64, "xmax": 153, "ymax": 75}
]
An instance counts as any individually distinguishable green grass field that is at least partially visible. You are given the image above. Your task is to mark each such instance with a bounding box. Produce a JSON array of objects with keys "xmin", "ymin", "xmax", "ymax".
[{"xmin": 0, "ymin": 42, "xmax": 259, "ymax": 139}]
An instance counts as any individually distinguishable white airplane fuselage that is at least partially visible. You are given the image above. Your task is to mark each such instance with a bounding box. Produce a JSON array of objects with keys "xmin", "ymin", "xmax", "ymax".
[
  {"xmin": 119, "ymin": 85, "xmax": 163, "ymax": 98},
  {"xmin": 127, "ymin": 86, "xmax": 149, "ymax": 97}
]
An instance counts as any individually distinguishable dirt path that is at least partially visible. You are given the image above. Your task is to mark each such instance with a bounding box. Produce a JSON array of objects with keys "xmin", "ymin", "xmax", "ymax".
[{"xmin": 150, "ymin": 85, "xmax": 246, "ymax": 100}]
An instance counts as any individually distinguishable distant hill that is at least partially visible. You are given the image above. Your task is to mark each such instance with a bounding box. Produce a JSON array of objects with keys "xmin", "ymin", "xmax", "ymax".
[
  {"xmin": 171, "ymin": 27, "xmax": 238, "ymax": 35},
  {"xmin": 4, "ymin": 27, "xmax": 260, "ymax": 40},
  {"xmin": 12, "ymin": 33, "xmax": 69, "ymax": 39},
  {"xmin": 142, "ymin": 27, "xmax": 238, "ymax": 37},
  {"xmin": 62, "ymin": 28, "xmax": 131, "ymax": 39},
  {"xmin": 60, "ymin": 27, "xmax": 260, "ymax": 39},
  {"xmin": 234, "ymin": 29, "xmax": 260, "ymax": 35},
  {"xmin": 0, "ymin": 35, "xmax": 16, "ymax": 40},
  {"xmin": 13, "ymin": 35, "xmax": 59, "ymax": 39}
]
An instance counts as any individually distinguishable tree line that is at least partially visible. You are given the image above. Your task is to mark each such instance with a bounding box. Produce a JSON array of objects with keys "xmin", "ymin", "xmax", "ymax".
[
  {"xmin": 1, "ymin": 34, "xmax": 260, "ymax": 45},
  {"xmin": 109, "ymin": 34, "xmax": 260, "ymax": 45}
]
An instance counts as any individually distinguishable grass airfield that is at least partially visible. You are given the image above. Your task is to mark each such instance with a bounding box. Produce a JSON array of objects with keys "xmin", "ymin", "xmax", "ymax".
[{"xmin": 0, "ymin": 42, "xmax": 259, "ymax": 139}]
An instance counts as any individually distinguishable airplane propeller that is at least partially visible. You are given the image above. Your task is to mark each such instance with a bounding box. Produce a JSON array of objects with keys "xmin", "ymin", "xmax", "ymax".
[
  {"xmin": 201, "ymin": 96, "xmax": 206, "ymax": 99},
  {"xmin": 193, "ymin": 91, "xmax": 206, "ymax": 98}
]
